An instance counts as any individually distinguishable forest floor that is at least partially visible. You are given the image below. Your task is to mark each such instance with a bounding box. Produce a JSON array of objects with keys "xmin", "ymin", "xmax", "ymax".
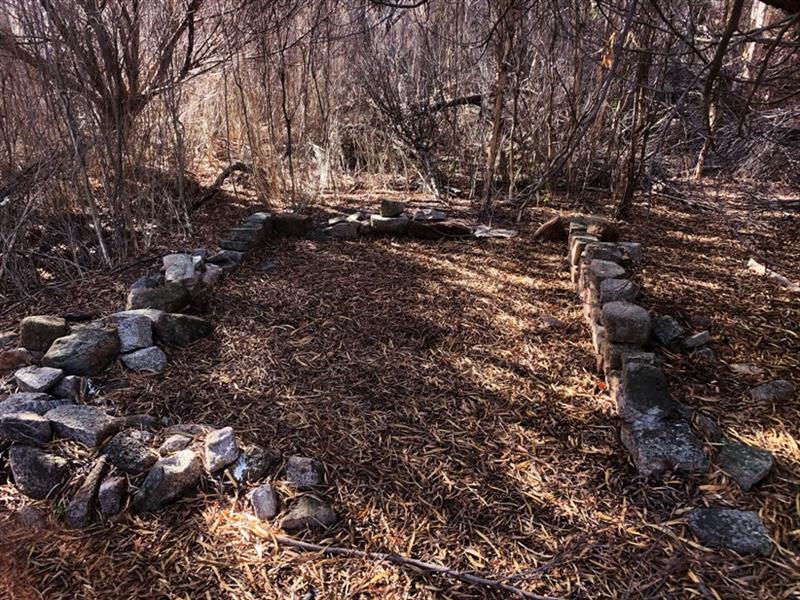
[{"xmin": 0, "ymin": 179, "xmax": 799, "ymax": 599}]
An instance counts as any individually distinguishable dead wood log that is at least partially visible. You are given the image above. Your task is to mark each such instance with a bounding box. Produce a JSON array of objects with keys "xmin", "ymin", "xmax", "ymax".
[
  {"xmin": 747, "ymin": 258, "xmax": 800, "ymax": 293},
  {"xmin": 191, "ymin": 161, "xmax": 253, "ymax": 212}
]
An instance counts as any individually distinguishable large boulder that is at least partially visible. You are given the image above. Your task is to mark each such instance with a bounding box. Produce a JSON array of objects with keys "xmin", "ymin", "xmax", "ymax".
[
  {"xmin": 280, "ymin": 496, "xmax": 338, "ymax": 531},
  {"xmin": 104, "ymin": 430, "xmax": 158, "ymax": 474},
  {"xmin": 45, "ymin": 404, "xmax": 120, "ymax": 447},
  {"xmin": 0, "ymin": 412, "xmax": 52, "ymax": 445},
  {"xmin": 132, "ymin": 449, "xmax": 203, "ymax": 513},
  {"xmin": 19, "ymin": 316, "xmax": 70, "ymax": 352},
  {"xmin": 14, "ymin": 366, "xmax": 64, "ymax": 393},
  {"xmin": 126, "ymin": 274, "xmax": 190, "ymax": 312},
  {"xmin": 42, "ymin": 327, "xmax": 120, "ymax": 375},
  {"xmin": 153, "ymin": 314, "xmax": 213, "ymax": 346},
  {"xmin": 687, "ymin": 508, "xmax": 772, "ymax": 556},
  {"xmin": 64, "ymin": 457, "xmax": 109, "ymax": 529},
  {"xmin": 8, "ymin": 445, "xmax": 69, "ymax": 499}
]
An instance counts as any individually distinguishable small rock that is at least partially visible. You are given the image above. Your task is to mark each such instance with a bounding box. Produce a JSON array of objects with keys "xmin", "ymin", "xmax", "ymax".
[
  {"xmin": 715, "ymin": 439, "xmax": 774, "ymax": 491},
  {"xmin": 586, "ymin": 220, "xmax": 620, "ymax": 242},
  {"xmin": 0, "ymin": 412, "xmax": 51, "ymax": 445},
  {"xmin": 228, "ymin": 444, "xmax": 281, "ymax": 484},
  {"xmin": 162, "ymin": 254, "xmax": 196, "ymax": 288},
  {"xmin": 14, "ymin": 506, "xmax": 46, "ymax": 530},
  {"xmin": 111, "ymin": 314, "xmax": 153, "ymax": 353},
  {"xmin": 370, "ymin": 214, "xmax": 409, "ymax": 235},
  {"xmin": 46, "ymin": 404, "xmax": 120, "ymax": 447},
  {"xmin": 8, "ymin": 445, "xmax": 69, "ymax": 499},
  {"xmin": 0, "ymin": 393, "xmax": 68, "ymax": 417},
  {"xmin": 64, "ymin": 457, "xmax": 109, "ymax": 529},
  {"xmin": 121, "ymin": 346, "xmax": 167, "ymax": 373},
  {"xmin": 584, "ymin": 243, "xmax": 625, "ymax": 264},
  {"xmin": 14, "ymin": 366, "xmax": 63, "ymax": 393},
  {"xmin": 0, "ymin": 347, "xmax": 35, "ymax": 371},
  {"xmin": 52, "ymin": 375, "xmax": 85, "ymax": 400},
  {"xmin": 285, "ymin": 456, "xmax": 324, "ymax": 489},
  {"xmin": 687, "ymin": 508, "xmax": 772, "ymax": 556},
  {"xmin": 42, "ymin": 327, "xmax": 120, "ymax": 376},
  {"xmin": 132, "ymin": 449, "xmax": 203, "ymax": 513},
  {"xmin": 750, "ymin": 380, "xmax": 795, "ymax": 403},
  {"xmin": 694, "ymin": 413, "xmax": 723, "ymax": 443},
  {"xmin": 98, "ymin": 476, "xmax": 127, "ymax": 516},
  {"xmin": 569, "ymin": 236, "xmax": 600, "ymax": 266},
  {"xmin": 540, "ymin": 316, "xmax": 566, "ymax": 331},
  {"xmin": 602, "ymin": 343, "xmax": 655, "ymax": 373},
  {"xmin": 601, "ymin": 302, "xmax": 651, "ymax": 345},
  {"xmin": 204, "ymin": 426, "xmax": 239, "ymax": 472},
  {"xmin": 219, "ymin": 239, "xmax": 252, "ymax": 252},
  {"xmin": 380, "ymin": 199, "xmax": 405, "ymax": 218},
  {"xmin": 19, "ymin": 316, "xmax": 70, "ymax": 352},
  {"xmin": 104, "ymin": 430, "xmax": 158, "ymax": 474},
  {"xmin": 652, "ymin": 315, "xmax": 684, "ymax": 346},
  {"xmin": 250, "ymin": 484, "xmax": 279, "ymax": 520},
  {"xmin": 684, "ymin": 330, "xmax": 711, "ymax": 349},
  {"xmin": 729, "ymin": 363, "xmax": 764, "ymax": 377},
  {"xmin": 621, "ymin": 417, "xmax": 708, "ymax": 478},
  {"xmin": 616, "ymin": 242, "xmax": 643, "ymax": 265},
  {"xmin": 280, "ymin": 496, "xmax": 338, "ymax": 531},
  {"xmin": 126, "ymin": 274, "xmax": 190, "ymax": 312},
  {"xmin": 159, "ymin": 434, "xmax": 192, "ymax": 455},
  {"xmin": 153, "ymin": 314, "xmax": 213, "ymax": 346},
  {"xmin": 245, "ymin": 211, "xmax": 273, "ymax": 226}
]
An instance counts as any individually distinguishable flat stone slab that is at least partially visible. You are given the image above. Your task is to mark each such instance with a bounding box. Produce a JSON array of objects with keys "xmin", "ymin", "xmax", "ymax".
[
  {"xmin": 132, "ymin": 449, "xmax": 203, "ymax": 513},
  {"xmin": 602, "ymin": 343, "xmax": 655, "ymax": 373},
  {"xmin": 9, "ymin": 445, "xmax": 69, "ymax": 499},
  {"xmin": 0, "ymin": 411, "xmax": 51, "ymax": 445},
  {"xmin": 0, "ymin": 393, "xmax": 69, "ymax": 417},
  {"xmin": 602, "ymin": 302, "xmax": 651, "ymax": 345},
  {"xmin": 42, "ymin": 327, "xmax": 120, "ymax": 376},
  {"xmin": 14, "ymin": 366, "xmax": 64, "ymax": 393},
  {"xmin": 204, "ymin": 426, "xmax": 239, "ymax": 472},
  {"xmin": 250, "ymin": 484, "xmax": 278, "ymax": 520},
  {"xmin": 121, "ymin": 346, "xmax": 167, "ymax": 373},
  {"xmin": 284, "ymin": 456, "xmax": 324, "ymax": 489},
  {"xmin": 687, "ymin": 508, "xmax": 772, "ymax": 556},
  {"xmin": 684, "ymin": 330, "xmax": 711, "ymax": 349},
  {"xmin": 19, "ymin": 316, "xmax": 70, "ymax": 352},
  {"xmin": 716, "ymin": 438, "xmax": 774, "ymax": 491},
  {"xmin": 618, "ymin": 362, "xmax": 684, "ymax": 424},
  {"xmin": 621, "ymin": 416, "xmax": 708, "ymax": 478},
  {"xmin": 326, "ymin": 221, "xmax": 361, "ymax": 240},
  {"xmin": 46, "ymin": 404, "xmax": 120, "ymax": 447},
  {"xmin": 750, "ymin": 379, "xmax": 795, "ymax": 403},
  {"xmin": 584, "ymin": 242, "xmax": 625, "ymax": 264},
  {"xmin": 280, "ymin": 496, "xmax": 338, "ymax": 531}
]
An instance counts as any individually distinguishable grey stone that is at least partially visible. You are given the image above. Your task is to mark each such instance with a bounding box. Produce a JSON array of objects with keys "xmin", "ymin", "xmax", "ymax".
[
  {"xmin": 162, "ymin": 254, "xmax": 196, "ymax": 288},
  {"xmin": 228, "ymin": 444, "xmax": 281, "ymax": 484},
  {"xmin": 111, "ymin": 314, "xmax": 153, "ymax": 353},
  {"xmin": 684, "ymin": 331, "xmax": 711, "ymax": 349},
  {"xmin": 42, "ymin": 327, "xmax": 120, "ymax": 376},
  {"xmin": 327, "ymin": 221, "xmax": 361, "ymax": 240},
  {"xmin": 652, "ymin": 315, "xmax": 685, "ymax": 346},
  {"xmin": 104, "ymin": 430, "xmax": 158, "ymax": 474},
  {"xmin": 110, "ymin": 308, "xmax": 165, "ymax": 326},
  {"xmin": 245, "ymin": 212, "xmax": 272, "ymax": 226},
  {"xmin": 14, "ymin": 506, "xmax": 46, "ymax": 529},
  {"xmin": 250, "ymin": 484, "xmax": 279, "ymax": 520},
  {"xmin": 380, "ymin": 199, "xmax": 405, "ymax": 217},
  {"xmin": 202, "ymin": 263, "xmax": 223, "ymax": 287},
  {"xmin": 64, "ymin": 457, "xmax": 109, "ymax": 529},
  {"xmin": 716, "ymin": 439, "xmax": 774, "ymax": 491},
  {"xmin": 569, "ymin": 235, "xmax": 600, "ymax": 266},
  {"xmin": 14, "ymin": 366, "xmax": 64, "ymax": 393},
  {"xmin": 687, "ymin": 508, "xmax": 772, "ymax": 556},
  {"xmin": 219, "ymin": 239, "xmax": 252, "ymax": 252},
  {"xmin": 153, "ymin": 314, "xmax": 213, "ymax": 346},
  {"xmin": 586, "ymin": 260, "xmax": 627, "ymax": 290},
  {"xmin": 618, "ymin": 362, "xmax": 683, "ymax": 424},
  {"xmin": 161, "ymin": 423, "xmax": 212, "ymax": 437},
  {"xmin": 284, "ymin": 456, "xmax": 324, "ymax": 489},
  {"xmin": 132, "ymin": 449, "xmax": 203, "ymax": 513},
  {"xmin": 280, "ymin": 496, "xmax": 338, "ymax": 531},
  {"xmin": 121, "ymin": 346, "xmax": 167, "ymax": 373},
  {"xmin": 616, "ymin": 242, "xmax": 643, "ymax": 265},
  {"xmin": 159, "ymin": 434, "xmax": 192, "ymax": 455},
  {"xmin": 750, "ymin": 380, "xmax": 795, "ymax": 403},
  {"xmin": 9, "ymin": 445, "xmax": 69, "ymax": 499},
  {"xmin": 370, "ymin": 214, "xmax": 410, "ymax": 235},
  {"xmin": 207, "ymin": 249, "xmax": 246, "ymax": 271},
  {"xmin": 204, "ymin": 426, "xmax": 239, "ymax": 472},
  {"xmin": 602, "ymin": 302, "xmax": 651, "ymax": 345},
  {"xmin": 602, "ymin": 343, "xmax": 655, "ymax": 374},
  {"xmin": 730, "ymin": 363, "xmax": 764, "ymax": 377},
  {"xmin": 598, "ymin": 279, "xmax": 637, "ymax": 305},
  {"xmin": 52, "ymin": 375, "xmax": 85, "ymax": 400},
  {"xmin": 0, "ymin": 393, "xmax": 68, "ymax": 417},
  {"xmin": 0, "ymin": 411, "xmax": 51, "ymax": 445},
  {"xmin": 46, "ymin": 404, "xmax": 120, "ymax": 447},
  {"xmin": 19, "ymin": 316, "xmax": 70, "ymax": 352},
  {"xmin": 228, "ymin": 226, "xmax": 263, "ymax": 242},
  {"xmin": 583, "ymin": 242, "xmax": 625, "ymax": 264},
  {"xmin": 273, "ymin": 213, "xmax": 312, "ymax": 237},
  {"xmin": 621, "ymin": 417, "xmax": 708, "ymax": 478},
  {"xmin": 126, "ymin": 275, "xmax": 189, "ymax": 312},
  {"xmin": 98, "ymin": 476, "xmax": 127, "ymax": 516}
]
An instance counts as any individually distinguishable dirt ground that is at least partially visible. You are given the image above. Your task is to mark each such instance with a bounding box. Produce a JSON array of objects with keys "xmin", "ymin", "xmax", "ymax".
[{"xmin": 1, "ymin": 181, "xmax": 798, "ymax": 599}]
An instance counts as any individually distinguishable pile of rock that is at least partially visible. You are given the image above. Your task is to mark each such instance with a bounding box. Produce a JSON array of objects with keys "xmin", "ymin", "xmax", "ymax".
[{"xmin": 566, "ymin": 217, "xmax": 776, "ymax": 555}]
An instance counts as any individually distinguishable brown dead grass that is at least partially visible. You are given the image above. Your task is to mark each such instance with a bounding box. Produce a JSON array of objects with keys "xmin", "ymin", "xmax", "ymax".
[{"xmin": 0, "ymin": 179, "xmax": 799, "ymax": 599}]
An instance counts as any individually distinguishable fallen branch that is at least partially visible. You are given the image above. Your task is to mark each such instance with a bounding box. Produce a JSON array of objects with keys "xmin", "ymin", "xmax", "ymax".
[
  {"xmin": 747, "ymin": 258, "xmax": 800, "ymax": 294},
  {"xmin": 269, "ymin": 534, "xmax": 561, "ymax": 600},
  {"xmin": 191, "ymin": 161, "xmax": 253, "ymax": 212}
]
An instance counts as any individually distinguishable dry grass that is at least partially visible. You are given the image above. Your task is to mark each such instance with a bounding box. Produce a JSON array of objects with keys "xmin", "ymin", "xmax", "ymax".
[{"xmin": 0, "ymin": 180, "xmax": 798, "ymax": 598}]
